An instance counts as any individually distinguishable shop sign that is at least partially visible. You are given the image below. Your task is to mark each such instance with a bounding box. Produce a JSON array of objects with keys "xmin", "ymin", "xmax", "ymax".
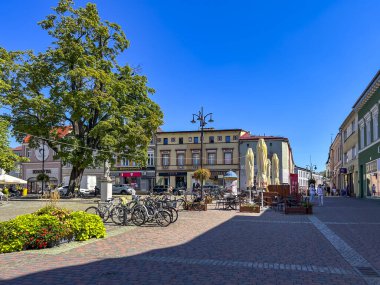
[
  {"xmin": 121, "ymin": 172, "xmax": 142, "ymax": 177},
  {"xmin": 339, "ymin": 168, "xmax": 347, "ymax": 174},
  {"xmin": 158, "ymin": 172, "xmax": 187, "ymax": 176},
  {"xmin": 32, "ymin": 169, "xmax": 51, "ymax": 174}
]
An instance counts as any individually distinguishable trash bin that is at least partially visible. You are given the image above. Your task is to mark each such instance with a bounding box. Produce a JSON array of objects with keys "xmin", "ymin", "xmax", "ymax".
[{"xmin": 22, "ymin": 188, "xmax": 28, "ymax": 196}]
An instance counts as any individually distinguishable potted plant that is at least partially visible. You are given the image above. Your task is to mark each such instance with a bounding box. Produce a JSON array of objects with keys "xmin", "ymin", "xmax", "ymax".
[
  {"xmin": 302, "ymin": 201, "xmax": 313, "ymax": 214},
  {"xmin": 240, "ymin": 203, "xmax": 260, "ymax": 213},
  {"xmin": 193, "ymin": 168, "xmax": 211, "ymax": 188},
  {"xmin": 36, "ymin": 173, "xmax": 50, "ymax": 183}
]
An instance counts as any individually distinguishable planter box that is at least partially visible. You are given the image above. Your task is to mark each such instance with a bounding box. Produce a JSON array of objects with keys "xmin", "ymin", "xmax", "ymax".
[
  {"xmin": 240, "ymin": 205, "xmax": 260, "ymax": 213},
  {"xmin": 205, "ymin": 197, "xmax": 213, "ymax": 204},
  {"xmin": 285, "ymin": 207, "xmax": 312, "ymax": 214},
  {"xmin": 184, "ymin": 203, "xmax": 207, "ymax": 211}
]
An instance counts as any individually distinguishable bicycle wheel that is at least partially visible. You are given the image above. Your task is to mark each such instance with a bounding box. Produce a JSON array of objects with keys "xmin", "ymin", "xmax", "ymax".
[
  {"xmin": 156, "ymin": 210, "xmax": 171, "ymax": 227},
  {"xmin": 85, "ymin": 206, "xmax": 100, "ymax": 216},
  {"xmin": 166, "ymin": 207, "xmax": 178, "ymax": 223},
  {"xmin": 111, "ymin": 207, "xmax": 128, "ymax": 225},
  {"xmin": 131, "ymin": 206, "xmax": 146, "ymax": 226},
  {"xmin": 98, "ymin": 205, "xmax": 111, "ymax": 222}
]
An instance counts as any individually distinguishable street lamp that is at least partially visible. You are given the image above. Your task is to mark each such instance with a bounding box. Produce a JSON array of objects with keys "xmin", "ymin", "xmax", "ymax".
[
  {"xmin": 191, "ymin": 107, "xmax": 214, "ymax": 200},
  {"xmin": 306, "ymin": 159, "xmax": 317, "ymax": 183}
]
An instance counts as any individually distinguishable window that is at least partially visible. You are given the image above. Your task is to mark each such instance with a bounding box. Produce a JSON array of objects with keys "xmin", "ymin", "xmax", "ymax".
[
  {"xmin": 179, "ymin": 137, "xmax": 183, "ymax": 144},
  {"xmin": 217, "ymin": 136, "xmax": 222, "ymax": 141},
  {"xmin": 157, "ymin": 138, "xmax": 162, "ymax": 143},
  {"xmin": 351, "ymin": 146, "xmax": 356, "ymax": 159},
  {"xmin": 225, "ymin": 136, "xmax": 231, "ymax": 143},
  {"xmin": 373, "ymin": 113, "xmax": 378, "ymax": 141},
  {"xmin": 177, "ymin": 153, "xmax": 185, "ymax": 166},
  {"xmin": 366, "ymin": 120, "xmax": 371, "ymax": 146},
  {"xmin": 121, "ymin": 158, "xmax": 129, "ymax": 166},
  {"xmin": 147, "ymin": 153, "xmax": 154, "ymax": 166},
  {"xmin": 233, "ymin": 135, "xmax": 238, "ymax": 140},
  {"xmin": 163, "ymin": 138, "xmax": 168, "ymax": 145},
  {"xmin": 209, "ymin": 136, "xmax": 214, "ymax": 143},
  {"xmin": 25, "ymin": 148, "xmax": 30, "ymax": 158},
  {"xmin": 194, "ymin": 137, "xmax": 199, "ymax": 144},
  {"xmin": 224, "ymin": 152, "xmax": 232, "ymax": 164},
  {"xmin": 171, "ymin": 137, "xmax": 176, "ymax": 143},
  {"xmin": 344, "ymin": 152, "xmax": 348, "ymax": 164},
  {"xmin": 162, "ymin": 154, "xmax": 170, "ymax": 166},
  {"xmin": 192, "ymin": 153, "xmax": 200, "ymax": 166},
  {"xmin": 188, "ymin": 137, "xmax": 193, "ymax": 143},
  {"xmin": 207, "ymin": 153, "xmax": 216, "ymax": 165},
  {"xmin": 360, "ymin": 125, "xmax": 365, "ymax": 149},
  {"xmin": 343, "ymin": 129, "xmax": 347, "ymax": 141},
  {"xmin": 351, "ymin": 120, "xmax": 356, "ymax": 133}
]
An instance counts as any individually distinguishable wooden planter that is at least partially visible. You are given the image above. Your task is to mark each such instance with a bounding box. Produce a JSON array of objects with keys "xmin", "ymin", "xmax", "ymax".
[
  {"xmin": 184, "ymin": 203, "xmax": 207, "ymax": 211},
  {"xmin": 204, "ymin": 197, "xmax": 213, "ymax": 204},
  {"xmin": 240, "ymin": 205, "xmax": 260, "ymax": 213},
  {"xmin": 285, "ymin": 207, "xmax": 312, "ymax": 214}
]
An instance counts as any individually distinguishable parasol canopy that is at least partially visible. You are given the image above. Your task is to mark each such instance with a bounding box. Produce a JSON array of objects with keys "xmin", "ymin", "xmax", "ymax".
[
  {"xmin": 256, "ymin": 138, "xmax": 268, "ymax": 188},
  {"xmin": 272, "ymin": 153, "xmax": 280, "ymax": 185},
  {"xmin": 245, "ymin": 148, "xmax": 254, "ymax": 189}
]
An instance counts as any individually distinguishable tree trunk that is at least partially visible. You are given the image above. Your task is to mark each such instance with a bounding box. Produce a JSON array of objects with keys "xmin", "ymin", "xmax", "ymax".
[{"xmin": 68, "ymin": 166, "xmax": 85, "ymax": 195}]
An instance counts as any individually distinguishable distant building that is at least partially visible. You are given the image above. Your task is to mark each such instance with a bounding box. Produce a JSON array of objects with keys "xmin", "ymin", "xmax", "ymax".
[
  {"xmin": 9, "ymin": 146, "xmax": 23, "ymax": 178},
  {"xmin": 155, "ymin": 129, "xmax": 248, "ymax": 190},
  {"xmin": 239, "ymin": 135, "xmax": 295, "ymax": 190}
]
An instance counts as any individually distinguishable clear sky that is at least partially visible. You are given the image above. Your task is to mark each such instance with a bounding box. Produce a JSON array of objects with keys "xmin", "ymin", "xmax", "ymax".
[{"xmin": 1, "ymin": 0, "xmax": 380, "ymax": 171}]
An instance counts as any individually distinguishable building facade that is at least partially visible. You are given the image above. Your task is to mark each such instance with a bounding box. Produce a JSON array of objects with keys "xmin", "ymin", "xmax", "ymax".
[
  {"xmin": 340, "ymin": 110, "xmax": 359, "ymax": 197},
  {"xmin": 295, "ymin": 166, "xmax": 309, "ymax": 194},
  {"xmin": 330, "ymin": 133, "xmax": 343, "ymax": 191},
  {"xmin": 110, "ymin": 138, "xmax": 156, "ymax": 191},
  {"xmin": 155, "ymin": 129, "xmax": 247, "ymax": 190},
  {"xmin": 239, "ymin": 135, "xmax": 295, "ymax": 190},
  {"xmin": 354, "ymin": 71, "xmax": 380, "ymax": 198}
]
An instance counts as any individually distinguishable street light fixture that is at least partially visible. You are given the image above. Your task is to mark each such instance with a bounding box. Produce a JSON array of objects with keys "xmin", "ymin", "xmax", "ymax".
[{"xmin": 191, "ymin": 107, "xmax": 214, "ymax": 200}]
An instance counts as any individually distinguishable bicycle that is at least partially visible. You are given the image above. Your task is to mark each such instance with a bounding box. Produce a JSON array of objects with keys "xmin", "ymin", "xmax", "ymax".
[
  {"xmin": 131, "ymin": 197, "xmax": 172, "ymax": 227},
  {"xmin": 85, "ymin": 198, "xmax": 118, "ymax": 222}
]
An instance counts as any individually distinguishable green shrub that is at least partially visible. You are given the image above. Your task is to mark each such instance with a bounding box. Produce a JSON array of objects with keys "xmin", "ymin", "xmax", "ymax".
[
  {"xmin": 68, "ymin": 211, "xmax": 106, "ymax": 241},
  {"xmin": 34, "ymin": 206, "xmax": 71, "ymax": 221},
  {"xmin": 0, "ymin": 207, "xmax": 106, "ymax": 253}
]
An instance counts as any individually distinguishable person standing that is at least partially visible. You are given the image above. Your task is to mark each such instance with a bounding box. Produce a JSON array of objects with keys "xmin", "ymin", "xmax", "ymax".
[
  {"xmin": 317, "ymin": 184, "xmax": 324, "ymax": 206},
  {"xmin": 372, "ymin": 184, "xmax": 376, "ymax": 196},
  {"xmin": 332, "ymin": 184, "xmax": 337, "ymax": 196},
  {"xmin": 309, "ymin": 184, "xmax": 316, "ymax": 203}
]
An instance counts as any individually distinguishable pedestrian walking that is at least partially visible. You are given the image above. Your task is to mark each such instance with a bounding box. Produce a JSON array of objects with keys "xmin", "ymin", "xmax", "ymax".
[
  {"xmin": 309, "ymin": 184, "xmax": 316, "ymax": 203},
  {"xmin": 326, "ymin": 186, "xmax": 331, "ymax": 196},
  {"xmin": 317, "ymin": 184, "xmax": 324, "ymax": 206},
  {"xmin": 372, "ymin": 184, "xmax": 376, "ymax": 196},
  {"xmin": 332, "ymin": 185, "xmax": 337, "ymax": 196}
]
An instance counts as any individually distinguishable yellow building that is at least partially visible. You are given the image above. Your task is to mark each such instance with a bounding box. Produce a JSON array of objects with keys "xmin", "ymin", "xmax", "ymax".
[{"xmin": 155, "ymin": 129, "xmax": 248, "ymax": 190}]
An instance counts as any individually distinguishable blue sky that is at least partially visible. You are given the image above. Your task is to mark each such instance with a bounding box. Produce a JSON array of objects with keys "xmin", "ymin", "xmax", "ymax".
[{"xmin": 1, "ymin": 0, "xmax": 380, "ymax": 171}]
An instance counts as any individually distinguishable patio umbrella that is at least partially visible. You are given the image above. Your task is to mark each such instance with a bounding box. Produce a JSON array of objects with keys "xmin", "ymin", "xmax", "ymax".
[
  {"xmin": 256, "ymin": 138, "xmax": 268, "ymax": 189},
  {"xmin": 272, "ymin": 153, "xmax": 280, "ymax": 185},
  {"xmin": 0, "ymin": 174, "xmax": 27, "ymax": 184},
  {"xmin": 245, "ymin": 148, "xmax": 254, "ymax": 202},
  {"xmin": 266, "ymin": 159, "xmax": 272, "ymax": 185}
]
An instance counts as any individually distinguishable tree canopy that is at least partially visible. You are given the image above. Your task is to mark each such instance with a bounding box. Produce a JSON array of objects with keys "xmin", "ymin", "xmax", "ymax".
[{"xmin": 0, "ymin": 0, "xmax": 163, "ymax": 192}]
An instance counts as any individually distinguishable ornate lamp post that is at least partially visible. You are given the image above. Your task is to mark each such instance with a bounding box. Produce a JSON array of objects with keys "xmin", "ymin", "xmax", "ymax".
[
  {"xmin": 306, "ymin": 158, "xmax": 317, "ymax": 184},
  {"xmin": 191, "ymin": 107, "xmax": 214, "ymax": 200}
]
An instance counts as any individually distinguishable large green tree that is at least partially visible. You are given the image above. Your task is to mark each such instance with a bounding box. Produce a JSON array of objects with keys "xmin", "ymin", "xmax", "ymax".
[
  {"xmin": 0, "ymin": 0, "xmax": 163, "ymax": 193},
  {"xmin": 0, "ymin": 120, "xmax": 27, "ymax": 173}
]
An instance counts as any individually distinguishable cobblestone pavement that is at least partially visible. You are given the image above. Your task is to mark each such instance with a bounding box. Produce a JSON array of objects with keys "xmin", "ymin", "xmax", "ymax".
[{"xmin": 0, "ymin": 197, "xmax": 379, "ymax": 284}]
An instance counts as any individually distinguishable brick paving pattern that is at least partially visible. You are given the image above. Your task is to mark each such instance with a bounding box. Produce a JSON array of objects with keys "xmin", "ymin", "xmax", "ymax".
[{"xmin": 0, "ymin": 197, "xmax": 379, "ymax": 284}]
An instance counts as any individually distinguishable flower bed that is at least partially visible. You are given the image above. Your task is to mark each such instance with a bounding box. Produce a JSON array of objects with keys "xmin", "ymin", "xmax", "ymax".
[{"xmin": 0, "ymin": 206, "xmax": 106, "ymax": 253}]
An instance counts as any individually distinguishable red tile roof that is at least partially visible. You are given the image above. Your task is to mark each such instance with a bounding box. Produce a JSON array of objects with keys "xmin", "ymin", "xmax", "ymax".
[
  {"xmin": 23, "ymin": 126, "xmax": 72, "ymax": 143},
  {"xmin": 239, "ymin": 134, "xmax": 289, "ymax": 141},
  {"xmin": 12, "ymin": 146, "xmax": 22, "ymax": 151}
]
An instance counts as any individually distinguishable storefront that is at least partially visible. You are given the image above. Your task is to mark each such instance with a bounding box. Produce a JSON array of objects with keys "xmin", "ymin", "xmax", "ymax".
[
  {"xmin": 157, "ymin": 172, "xmax": 187, "ymax": 188},
  {"xmin": 120, "ymin": 171, "xmax": 142, "ymax": 189},
  {"xmin": 365, "ymin": 159, "xmax": 380, "ymax": 197},
  {"xmin": 25, "ymin": 168, "xmax": 60, "ymax": 194}
]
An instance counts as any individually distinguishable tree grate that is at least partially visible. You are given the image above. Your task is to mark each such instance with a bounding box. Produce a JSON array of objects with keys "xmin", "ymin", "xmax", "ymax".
[{"xmin": 355, "ymin": 266, "xmax": 380, "ymax": 277}]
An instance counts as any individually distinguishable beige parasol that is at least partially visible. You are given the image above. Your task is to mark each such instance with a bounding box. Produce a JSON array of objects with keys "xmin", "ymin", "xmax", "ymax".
[
  {"xmin": 256, "ymin": 138, "xmax": 268, "ymax": 189},
  {"xmin": 266, "ymin": 159, "xmax": 271, "ymax": 185},
  {"xmin": 272, "ymin": 153, "xmax": 280, "ymax": 185},
  {"xmin": 0, "ymin": 174, "xmax": 27, "ymax": 184},
  {"xmin": 245, "ymin": 148, "xmax": 254, "ymax": 202}
]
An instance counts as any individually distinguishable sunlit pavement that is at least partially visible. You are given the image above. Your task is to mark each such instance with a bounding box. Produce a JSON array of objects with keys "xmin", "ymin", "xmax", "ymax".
[{"xmin": 1, "ymin": 197, "xmax": 380, "ymax": 285}]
